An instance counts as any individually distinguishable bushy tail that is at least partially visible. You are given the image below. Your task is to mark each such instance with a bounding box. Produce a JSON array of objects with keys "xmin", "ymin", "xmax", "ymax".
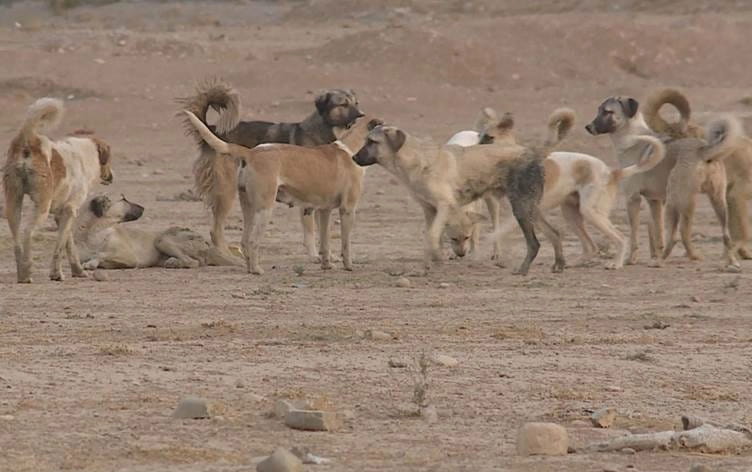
[
  {"xmin": 701, "ymin": 115, "xmax": 742, "ymax": 162},
  {"xmin": 543, "ymin": 107, "xmax": 575, "ymax": 150},
  {"xmin": 614, "ymin": 135, "xmax": 666, "ymax": 181},
  {"xmin": 642, "ymin": 88, "xmax": 692, "ymax": 137},
  {"xmin": 21, "ymin": 97, "xmax": 64, "ymax": 137},
  {"xmin": 176, "ymin": 78, "xmax": 240, "ymax": 146}
]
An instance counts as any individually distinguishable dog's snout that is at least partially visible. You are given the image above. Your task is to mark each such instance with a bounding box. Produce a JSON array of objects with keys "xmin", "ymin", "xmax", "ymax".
[
  {"xmin": 356, "ymin": 110, "xmax": 365, "ymax": 118},
  {"xmin": 585, "ymin": 123, "xmax": 595, "ymax": 135},
  {"xmin": 125, "ymin": 203, "xmax": 145, "ymax": 222}
]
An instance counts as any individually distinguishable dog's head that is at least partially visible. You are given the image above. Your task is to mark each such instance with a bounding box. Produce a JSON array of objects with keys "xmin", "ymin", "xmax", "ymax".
[
  {"xmin": 478, "ymin": 111, "xmax": 516, "ymax": 145},
  {"xmin": 445, "ymin": 210, "xmax": 486, "ymax": 258},
  {"xmin": 352, "ymin": 125, "xmax": 407, "ymax": 170},
  {"xmin": 315, "ymin": 89, "xmax": 364, "ymax": 129},
  {"xmin": 335, "ymin": 116, "xmax": 384, "ymax": 151},
  {"xmin": 87, "ymin": 194, "xmax": 144, "ymax": 225},
  {"xmin": 90, "ymin": 137, "xmax": 113, "ymax": 185},
  {"xmin": 585, "ymin": 97, "xmax": 639, "ymax": 136}
]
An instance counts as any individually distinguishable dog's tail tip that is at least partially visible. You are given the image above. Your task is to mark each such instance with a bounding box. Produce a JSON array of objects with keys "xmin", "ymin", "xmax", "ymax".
[
  {"xmin": 22, "ymin": 97, "xmax": 64, "ymax": 135},
  {"xmin": 545, "ymin": 107, "xmax": 576, "ymax": 147},
  {"xmin": 702, "ymin": 114, "xmax": 742, "ymax": 162},
  {"xmin": 618, "ymin": 134, "xmax": 666, "ymax": 180},
  {"xmin": 176, "ymin": 77, "xmax": 240, "ymax": 136}
]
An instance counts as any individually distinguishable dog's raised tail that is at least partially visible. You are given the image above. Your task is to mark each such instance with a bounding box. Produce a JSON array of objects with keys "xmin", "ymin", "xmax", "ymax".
[
  {"xmin": 183, "ymin": 111, "xmax": 232, "ymax": 155},
  {"xmin": 615, "ymin": 135, "xmax": 666, "ymax": 181},
  {"xmin": 643, "ymin": 88, "xmax": 691, "ymax": 137},
  {"xmin": 544, "ymin": 107, "xmax": 575, "ymax": 149},
  {"xmin": 701, "ymin": 115, "xmax": 742, "ymax": 162},
  {"xmin": 21, "ymin": 98, "xmax": 64, "ymax": 136},
  {"xmin": 177, "ymin": 78, "xmax": 240, "ymax": 145}
]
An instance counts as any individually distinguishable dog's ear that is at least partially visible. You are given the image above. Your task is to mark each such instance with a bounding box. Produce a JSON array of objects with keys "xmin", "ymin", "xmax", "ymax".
[
  {"xmin": 385, "ymin": 128, "xmax": 406, "ymax": 151},
  {"xmin": 315, "ymin": 92, "xmax": 332, "ymax": 115},
  {"xmin": 466, "ymin": 211, "xmax": 487, "ymax": 224},
  {"xmin": 90, "ymin": 195, "xmax": 111, "ymax": 218},
  {"xmin": 91, "ymin": 138, "xmax": 111, "ymax": 166},
  {"xmin": 367, "ymin": 118, "xmax": 384, "ymax": 131},
  {"xmin": 620, "ymin": 97, "xmax": 639, "ymax": 118},
  {"xmin": 497, "ymin": 112, "xmax": 514, "ymax": 131},
  {"xmin": 482, "ymin": 107, "xmax": 498, "ymax": 119},
  {"xmin": 347, "ymin": 89, "xmax": 358, "ymax": 101}
]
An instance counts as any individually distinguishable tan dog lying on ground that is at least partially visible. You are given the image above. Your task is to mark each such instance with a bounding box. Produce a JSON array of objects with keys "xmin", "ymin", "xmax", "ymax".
[
  {"xmin": 183, "ymin": 110, "xmax": 381, "ymax": 274},
  {"xmin": 452, "ymin": 112, "xmax": 666, "ymax": 270},
  {"xmin": 353, "ymin": 109, "xmax": 574, "ymax": 275},
  {"xmin": 75, "ymin": 194, "xmax": 239, "ymax": 269},
  {"xmin": 643, "ymin": 88, "xmax": 752, "ymax": 260},
  {"xmin": 3, "ymin": 98, "xmax": 113, "ymax": 283}
]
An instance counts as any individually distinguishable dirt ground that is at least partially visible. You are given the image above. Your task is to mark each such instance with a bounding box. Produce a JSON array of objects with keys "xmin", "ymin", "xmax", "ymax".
[{"xmin": 2, "ymin": 1, "xmax": 752, "ymax": 471}]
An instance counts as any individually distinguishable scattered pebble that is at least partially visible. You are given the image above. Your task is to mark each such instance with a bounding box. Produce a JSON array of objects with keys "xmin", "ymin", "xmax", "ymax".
[
  {"xmin": 591, "ymin": 407, "xmax": 617, "ymax": 428},
  {"xmin": 0, "ymin": 415, "xmax": 14, "ymax": 421},
  {"xmin": 516, "ymin": 422, "xmax": 569, "ymax": 456},
  {"xmin": 285, "ymin": 409, "xmax": 342, "ymax": 431},
  {"xmin": 431, "ymin": 353, "xmax": 459, "ymax": 368},
  {"xmin": 172, "ymin": 396, "xmax": 209, "ymax": 419},
  {"xmin": 420, "ymin": 405, "xmax": 438, "ymax": 424},
  {"xmin": 395, "ymin": 277, "xmax": 411, "ymax": 288},
  {"xmin": 689, "ymin": 465, "xmax": 712, "ymax": 472},
  {"xmin": 290, "ymin": 446, "xmax": 332, "ymax": 465},
  {"xmin": 621, "ymin": 447, "xmax": 636, "ymax": 454},
  {"xmin": 364, "ymin": 329, "xmax": 392, "ymax": 341},
  {"xmin": 257, "ymin": 447, "xmax": 303, "ymax": 472},
  {"xmin": 388, "ymin": 359, "xmax": 407, "ymax": 368},
  {"xmin": 93, "ymin": 269, "xmax": 109, "ymax": 282},
  {"xmin": 691, "ymin": 295, "xmax": 702, "ymax": 303},
  {"xmin": 437, "ymin": 282, "xmax": 451, "ymax": 289}
]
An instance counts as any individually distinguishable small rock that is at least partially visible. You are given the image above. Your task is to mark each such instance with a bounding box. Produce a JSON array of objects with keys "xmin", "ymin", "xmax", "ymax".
[
  {"xmin": 257, "ymin": 447, "xmax": 303, "ymax": 472},
  {"xmin": 603, "ymin": 467, "xmax": 619, "ymax": 472},
  {"xmin": 689, "ymin": 466, "xmax": 712, "ymax": 472},
  {"xmin": 0, "ymin": 415, "xmax": 14, "ymax": 421},
  {"xmin": 570, "ymin": 420, "xmax": 589, "ymax": 427},
  {"xmin": 516, "ymin": 422, "xmax": 569, "ymax": 456},
  {"xmin": 591, "ymin": 407, "xmax": 617, "ymax": 428},
  {"xmin": 691, "ymin": 295, "xmax": 702, "ymax": 303},
  {"xmin": 621, "ymin": 447, "xmax": 636, "ymax": 454},
  {"xmin": 172, "ymin": 396, "xmax": 209, "ymax": 419},
  {"xmin": 273, "ymin": 399, "xmax": 297, "ymax": 419},
  {"xmin": 290, "ymin": 446, "xmax": 331, "ymax": 465},
  {"xmin": 420, "ymin": 405, "xmax": 438, "ymax": 424},
  {"xmin": 285, "ymin": 409, "xmax": 342, "ymax": 431},
  {"xmin": 431, "ymin": 354, "xmax": 459, "ymax": 367},
  {"xmin": 364, "ymin": 329, "xmax": 392, "ymax": 341},
  {"xmin": 437, "ymin": 282, "xmax": 450, "ymax": 289},
  {"xmin": 395, "ymin": 277, "xmax": 411, "ymax": 288},
  {"xmin": 94, "ymin": 58, "xmax": 106, "ymax": 64},
  {"xmin": 93, "ymin": 269, "xmax": 109, "ymax": 282},
  {"xmin": 235, "ymin": 379, "xmax": 245, "ymax": 388},
  {"xmin": 605, "ymin": 385, "xmax": 623, "ymax": 393},
  {"xmin": 388, "ymin": 359, "xmax": 407, "ymax": 368}
]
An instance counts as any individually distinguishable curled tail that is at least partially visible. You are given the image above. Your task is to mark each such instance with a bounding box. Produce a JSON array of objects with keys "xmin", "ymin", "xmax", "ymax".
[
  {"xmin": 642, "ymin": 88, "xmax": 694, "ymax": 138},
  {"xmin": 183, "ymin": 111, "xmax": 234, "ymax": 156},
  {"xmin": 543, "ymin": 107, "xmax": 575, "ymax": 150},
  {"xmin": 613, "ymin": 135, "xmax": 666, "ymax": 181},
  {"xmin": 22, "ymin": 98, "xmax": 64, "ymax": 137},
  {"xmin": 701, "ymin": 115, "xmax": 742, "ymax": 162},
  {"xmin": 176, "ymin": 78, "xmax": 240, "ymax": 145}
]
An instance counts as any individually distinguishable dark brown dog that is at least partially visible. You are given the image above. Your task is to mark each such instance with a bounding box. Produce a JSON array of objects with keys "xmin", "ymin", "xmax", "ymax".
[{"xmin": 178, "ymin": 78, "xmax": 363, "ymax": 260}]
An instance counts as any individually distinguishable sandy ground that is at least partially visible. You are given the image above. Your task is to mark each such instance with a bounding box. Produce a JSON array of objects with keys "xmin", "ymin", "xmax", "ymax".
[{"xmin": 2, "ymin": 1, "xmax": 752, "ymax": 471}]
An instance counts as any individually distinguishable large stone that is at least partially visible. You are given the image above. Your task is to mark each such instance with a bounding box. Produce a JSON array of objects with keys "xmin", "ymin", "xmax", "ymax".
[
  {"xmin": 591, "ymin": 407, "xmax": 617, "ymax": 428},
  {"xmin": 257, "ymin": 447, "xmax": 303, "ymax": 472},
  {"xmin": 285, "ymin": 409, "xmax": 342, "ymax": 431},
  {"xmin": 431, "ymin": 354, "xmax": 459, "ymax": 367},
  {"xmin": 516, "ymin": 422, "xmax": 569, "ymax": 456},
  {"xmin": 172, "ymin": 396, "xmax": 209, "ymax": 419}
]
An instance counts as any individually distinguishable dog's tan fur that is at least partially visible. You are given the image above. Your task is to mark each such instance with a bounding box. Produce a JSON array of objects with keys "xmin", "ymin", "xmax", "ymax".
[
  {"xmin": 2, "ymin": 98, "xmax": 113, "ymax": 283},
  {"xmin": 586, "ymin": 95, "xmax": 742, "ymax": 269},
  {"xmin": 354, "ymin": 109, "xmax": 574, "ymax": 275},
  {"xmin": 183, "ymin": 111, "xmax": 379, "ymax": 274},
  {"xmin": 75, "ymin": 194, "xmax": 240, "ymax": 269},
  {"xmin": 643, "ymin": 88, "xmax": 752, "ymax": 259}
]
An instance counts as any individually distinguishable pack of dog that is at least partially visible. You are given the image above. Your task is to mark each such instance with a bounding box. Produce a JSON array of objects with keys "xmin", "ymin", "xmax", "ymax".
[{"xmin": 3, "ymin": 82, "xmax": 750, "ymax": 282}]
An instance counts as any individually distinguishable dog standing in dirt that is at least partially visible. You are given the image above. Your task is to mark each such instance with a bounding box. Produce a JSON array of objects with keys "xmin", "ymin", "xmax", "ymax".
[
  {"xmin": 3, "ymin": 98, "xmax": 113, "ymax": 283},
  {"xmin": 586, "ymin": 96, "xmax": 741, "ymax": 269},
  {"xmin": 183, "ymin": 110, "xmax": 380, "ymax": 274},
  {"xmin": 178, "ymin": 79, "xmax": 363, "ymax": 260},
  {"xmin": 643, "ymin": 88, "xmax": 752, "ymax": 260},
  {"xmin": 353, "ymin": 109, "xmax": 574, "ymax": 275},
  {"xmin": 75, "ymin": 194, "xmax": 239, "ymax": 269}
]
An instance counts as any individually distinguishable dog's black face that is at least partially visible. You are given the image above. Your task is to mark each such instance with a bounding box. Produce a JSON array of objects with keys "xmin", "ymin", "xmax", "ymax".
[
  {"xmin": 478, "ymin": 133, "xmax": 494, "ymax": 144},
  {"xmin": 315, "ymin": 89, "xmax": 364, "ymax": 129},
  {"xmin": 89, "ymin": 195, "xmax": 144, "ymax": 222},
  {"xmin": 352, "ymin": 125, "xmax": 406, "ymax": 168},
  {"xmin": 585, "ymin": 97, "xmax": 639, "ymax": 135}
]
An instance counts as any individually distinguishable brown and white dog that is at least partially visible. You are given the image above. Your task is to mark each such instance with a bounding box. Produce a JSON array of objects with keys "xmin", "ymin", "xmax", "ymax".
[
  {"xmin": 3, "ymin": 98, "xmax": 113, "ymax": 283},
  {"xmin": 183, "ymin": 109, "xmax": 380, "ymax": 274},
  {"xmin": 178, "ymin": 79, "xmax": 364, "ymax": 261},
  {"xmin": 586, "ymin": 96, "xmax": 742, "ymax": 270},
  {"xmin": 76, "ymin": 194, "xmax": 239, "ymax": 269}
]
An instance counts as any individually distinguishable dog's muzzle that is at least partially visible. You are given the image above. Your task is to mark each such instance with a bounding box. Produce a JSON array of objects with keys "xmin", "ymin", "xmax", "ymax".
[
  {"xmin": 584, "ymin": 122, "xmax": 598, "ymax": 135},
  {"xmin": 352, "ymin": 150, "xmax": 376, "ymax": 167},
  {"xmin": 124, "ymin": 203, "xmax": 145, "ymax": 222}
]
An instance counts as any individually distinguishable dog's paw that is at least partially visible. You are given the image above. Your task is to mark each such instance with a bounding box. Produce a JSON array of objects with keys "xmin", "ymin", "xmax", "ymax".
[
  {"xmin": 321, "ymin": 261, "xmax": 333, "ymax": 270},
  {"xmin": 687, "ymin": 252, "xmax": 704, "ymax": 261},
  {"xmin": 551, "ymin": 260, "xmax": 565, "ymax": 273},
  {"xmin": 647, "ymin": 258, "xmax": 663, "ymax": 268},
  {"xmin": 738, "ymin": 247, "xmax": 752, "ymax": 260},
  {"xmin": 604, "ymin": 261, "xmax": 622, "ymax": 270},
  {"xmin": 722, "ymin": 263, "xmax": 742, "ymax": 274},
  {"xmin": 249, "ymin": 265, "xmax": 264, "ymax": 275},
  {"xmin": 49, "ymin": 271, "xmax": 64, "ymax": 282},
  {"xmin": 72, "ymin": 270, "xmax": 88, "ymax": 278},
  {"xmin": 82, "ymin": 259, "xmax": 99, "ymax": 270}
]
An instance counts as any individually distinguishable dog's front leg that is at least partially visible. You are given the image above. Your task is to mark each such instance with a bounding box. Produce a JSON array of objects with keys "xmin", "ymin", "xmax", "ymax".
[
  {"xmin": 626, "ymin": 194, "xmax": 642, "ymax": 265},
  {"xmin": 64, "ymin": 230, "xmax": 87, "ymax": 278},
  {"xmin": 5, "ymin": 190, "xmax": 27, "ymax": 282},
  {"xmin": 301, "ymin": 208, "xmax": 319, "ymax": 259},
  {"xmin": 425, "ymin": 204, "xmax": 449, "ymax": 268}
]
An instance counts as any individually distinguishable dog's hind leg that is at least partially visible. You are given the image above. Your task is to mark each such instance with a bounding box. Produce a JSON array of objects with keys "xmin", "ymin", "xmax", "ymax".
[
  {"xmin": 535, "ymin": 209, "xmax": 565, "ymax": 273},
  {"xmin": 484, "ymin": 196, "xmax": 503, "ymax": 261},
  {"xmin": 707, "ymin": 183, "xmax": 740, "ymax": 270},
  {"xmin": 156, "ymin": 235, "xmax": 201, "ymax": 269},
  {"xmin": 50, "ymin": 205, "xmax": 75, "ymax": 281},
  {"xmin": 301, "ymin": 208, "xmax": 319, "ymax": 259},
  {"xmin": 317, "ymin": 209, "xmax": 332, "ymax": 270},
  {"xmin": 5, "ymin": 189, "xmax": 26, "ymax": 282},
  {"xmin": 509, "ymin": 197, "xmax": 540, "ymax": 275},
  {"xmin": 580, "ymin": 197, "xmax": 626, "ymax": 269},
  {"xmin": 677, "ymin": 199, "xmax": 702, "ymax": 262},
  {"xmin": 19, "ymin": 197, "xmax": 52, "ymax": 283},
  {"xmin": 560, "ymin": 198, "xmax": 597, "ymax": 266},
  {"xmin": 339, "ymin": 207, "xmax": 355, "ymax": 271},
  {"xmin": 626, "ymin": 194, "xmax": 642, "ymax": 265},
  {"xmin": 726, "ymin": 186, "xmax": 751, "ymax": 259},
  {"xmin": 647, "ymin": 199, "xmax": 665, "ymax": 260},
  {"xmin": 662, "ymin": 201, "xmax": 680, "ymax": 263},
  {"xmin": 64, "ymin": 231, "xmax": 86, "ymax": 278}
]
